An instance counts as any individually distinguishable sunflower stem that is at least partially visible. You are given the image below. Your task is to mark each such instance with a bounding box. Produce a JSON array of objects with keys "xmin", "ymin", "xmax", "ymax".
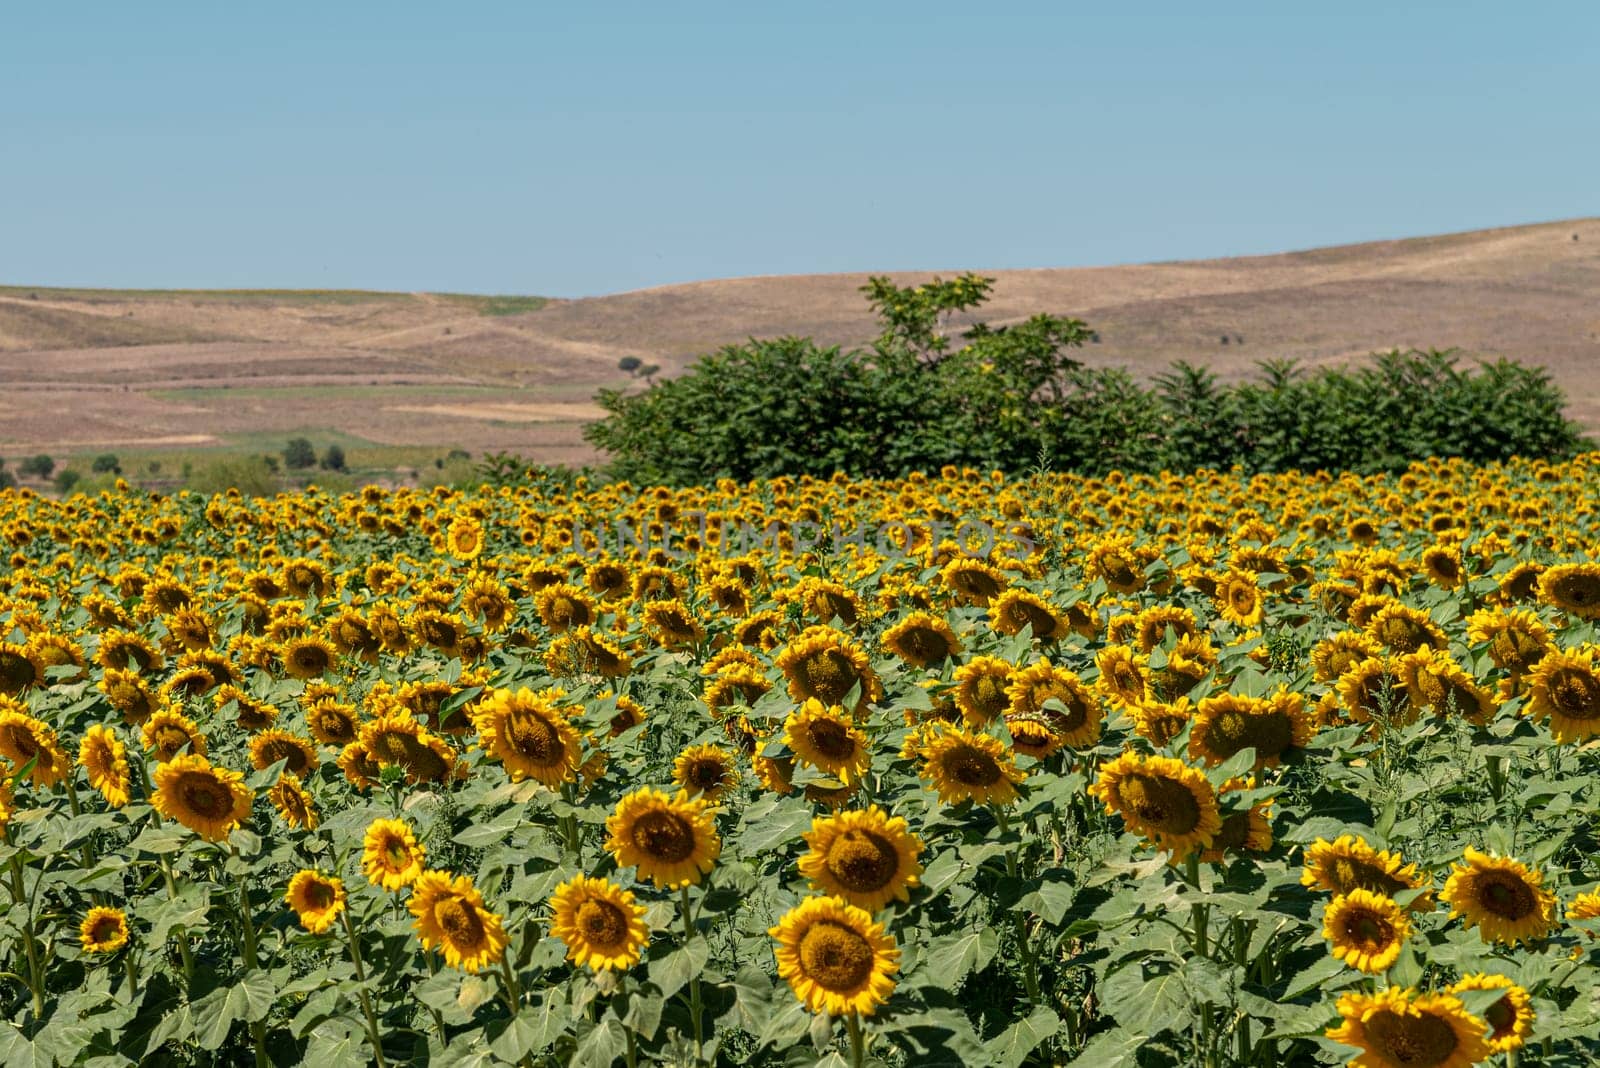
[
  {"xmin": 5, "ymin": 839, "xmax": 44, "ymax": 1020},
  {"xmin": 231, "ymin": 859, "xmax": 271, "ymax": 1068},
  {"xmin": 341, "ymin": 907, "xmax": 389, "ymax": 1068},
  {"xmin": 156, "ymin": 852, "xmax": 197, "ymax": 989},
  {"xmin": 1184, "ymin": 852, "xmax": 1209, "ymax": 956},
  {"xmin": 847, "ymin": 1011, "xmax": 865, "ymax": 1068},
  {"xmin": 680, "ymin": 884, "xmax": 705, "ymax": 1063}
]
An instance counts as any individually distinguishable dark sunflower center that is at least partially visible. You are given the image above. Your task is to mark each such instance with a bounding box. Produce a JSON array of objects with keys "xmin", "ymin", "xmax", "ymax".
[
  {"xmin": 806, "ymin": 718, "xmax": 857, "ymax": 761},
  {"xmin": 1344, "ymin": 910, "xmax": 1395, "ymax": 949},
  {"xmin": 90, "ymin": 916, "xmax": 122, "ymax": 943},
  {"xmin": 1478, "ymin": 874, "xmax": 1536, "ymax": 919},
  {"xmin": 1483, "ymin": 996, "xmax": 1515, "ymax": 1037},
  {"xmin": 1213, "ymin": 811, "xmax": 1250, "ymax": 852},
  {"xmin": 944, "ymin": 745, "xmax": 1001, "ymax": 787},
  {"xmin": 632, "ymin": 810, "xmax": 695, "ymax": 862},
  {"xmin": 1328, "ymin": 857, "xmax": 1408, "ymax": 897},
  {"xmin": 576, "ymin": 899, "xmax": 628, "ymax": 948},
  {"xmin": 506, "ymin": 709, "xmax": 561, "ymax": 763},
  {"xmin": 1229, "ymin": 585, "xmax": 1254, "ymax": 612},
  {"xmin": 1207, "ymin": 709, "xmax": 1292, "ymax": 759},
  {"xmin": 1553, "ymin": 574, "xmax": 1600, "ymax": 607},
  {"xmin": 4, "ymin": 725, "xmax": 39, "ymax": 759},
  {"xmin": 154, "ymin": 725, "xmax": 192, "ymax": 755},
  {"xmin": 826, "ymin": 830, "xmax": 898, "ymax": 892},
  {"xmin": 178, "ymin": 773, "xmax": 232, "ymax": 818},
  {"xmin": 1116, "ymin": 773, "xmax": 1201, "ymax": 834},
  {"xmin": 799, "ymin": 651, "xmax": 857, "ymax": 704},
  {"xmin": 971, "ymin": 675, "xmax": 1009, "ymax": 717},
  {"xmin": 1009, "ymin": 602, "xmax": 1057, "ymax": 638},
  {"xmin": 1376, "ymin": 618, "xmax": 1428, "ymax": 653},
  {"xmin": 686, "ymin": 759, "xmax": 727, "ymax": 792},
  {"xmin": 435, "ymin": 899, "xmax": 485, "ymax": 946},
  {"xmin": 954, "ymin": 570, "xmax": 1001, "ymax": 600},
  {"xmin": 1364, "ymin": 1009, "xmax": 1459, "ymax": 1066},
  {"xmin": 371, "ymin": 730, "xmax": 413, "ymax": 763},
  {"xmin": 304, "ymin": 881, "xmax": 336, "ymax": 910},
  {"xmin": 899, "ymin": 626, "xmax": 949, "ymax": 662},
  {"xmin": 1547, "ymin": 668, "xmax": 1600, "ymax": 718},
  {"xmin": 383, "ymin": 840, "xmax": 411, "ymax": 868},
  {"xmin": 797, "ymin": 921, "xmax": 875, "ymax": 991}
]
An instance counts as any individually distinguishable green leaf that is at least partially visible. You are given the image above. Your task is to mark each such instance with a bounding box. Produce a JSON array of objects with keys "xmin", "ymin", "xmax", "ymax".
[
  {"xmin": 572, "ymin": 1017, "xmax": 625, "ymax": 1068},
  {"xmin": 648, "ymin": 936, "xmax": 712, "ymax": 1000},
  {"xmin": 919, "ymin": 927, "xmax": 998, "ymax": 985},
  {"xmin": 1016, "ymin": 876, "xmax": 1074, "ymax": 925},
  {"xmin": 985, "ymin": 1007, "xmax": 1061, "ymax": 1068},
  {"xmin": 1281, "ymin": 954, "xmax": 1356, "ymax": 1001}
]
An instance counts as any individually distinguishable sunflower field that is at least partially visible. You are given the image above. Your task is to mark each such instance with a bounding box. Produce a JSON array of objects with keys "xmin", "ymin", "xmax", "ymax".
[{"xmin": 5, "ymin": 455, "xmax": 1600, "ymax": 1067}]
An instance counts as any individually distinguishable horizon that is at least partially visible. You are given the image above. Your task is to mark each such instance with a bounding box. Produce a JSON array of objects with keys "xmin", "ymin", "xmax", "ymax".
[{"xmin": 4, "ymin": 3, "xmax": 1597, "ymax": 297}]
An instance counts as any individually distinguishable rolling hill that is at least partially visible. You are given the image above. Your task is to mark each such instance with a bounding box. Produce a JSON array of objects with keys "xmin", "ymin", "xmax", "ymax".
[{"xmin": 2, "ymin": 218, "xmax": 1597, "ymax": 471}]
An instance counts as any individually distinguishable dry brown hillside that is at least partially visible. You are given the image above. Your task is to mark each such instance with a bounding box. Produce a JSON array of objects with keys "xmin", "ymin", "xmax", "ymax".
[{"xmin": 2, "ymin": 218, "xmax": 1597, "ymax": 468}]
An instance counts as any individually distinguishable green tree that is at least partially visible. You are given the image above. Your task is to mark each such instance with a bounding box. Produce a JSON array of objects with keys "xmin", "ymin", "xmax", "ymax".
[
  {"xmin": 20, "ymin": 454, "xmax": 54, "ymax": 478},
  {"xmin": 320, "ymin": 445, "xmax": 347, "ymax": 472},
  {"xmin": 283, "ymin": 438, "xmax": 317, "ymax": 470}
]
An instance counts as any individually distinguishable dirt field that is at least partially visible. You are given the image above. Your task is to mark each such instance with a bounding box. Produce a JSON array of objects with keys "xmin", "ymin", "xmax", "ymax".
[{"xmin": 2, "ymin": 218, "xmax": 1597, "ymax": 468}]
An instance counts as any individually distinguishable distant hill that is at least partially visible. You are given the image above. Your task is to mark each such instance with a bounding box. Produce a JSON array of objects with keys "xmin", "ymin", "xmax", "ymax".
[{"xmin": 2, "ymin": 218, "xmax": 1597, "ymax": 467}]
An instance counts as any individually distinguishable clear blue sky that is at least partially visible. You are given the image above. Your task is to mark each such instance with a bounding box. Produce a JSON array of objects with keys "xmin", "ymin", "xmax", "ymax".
[{"xmin": 3, "ymin": 2, "xmax": 1595, "ymax": 297}]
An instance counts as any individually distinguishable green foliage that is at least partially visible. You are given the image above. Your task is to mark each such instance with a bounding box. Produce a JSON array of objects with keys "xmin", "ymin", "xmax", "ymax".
[
  {"xmin": 282, "ymin": 438, "xmax": 316, "ymax": 470},
  {"xmin": 90, "ymin": 453, "xmax": 121, "ymax": 474},
  {"xmin": 585, "ymin": 278, "xmax": 1586, "ymax": 484},
  {"xmin": 20, "ymin": 454, "xmax": 54, "ymax": 478},
  {"xmin": 186, "ymin": 455, "xmax": 281, "ymax": 497},
  {"xmin": 53, "ymin": 468, "xmax": 81, "ymax": 493},
  {"xmin": 319, "ymin": 445, "xmax": 347, "ymax": 472}
]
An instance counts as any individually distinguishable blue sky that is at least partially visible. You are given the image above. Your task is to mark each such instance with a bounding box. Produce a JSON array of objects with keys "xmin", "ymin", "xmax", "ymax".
[{"xmin": 2, "ymin": 2, "xmax": 1595, "ymax": 297}]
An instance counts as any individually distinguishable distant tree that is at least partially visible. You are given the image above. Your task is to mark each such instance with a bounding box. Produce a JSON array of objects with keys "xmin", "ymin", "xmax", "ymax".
[
  {"xmin": 0, "ymin": 459, "xmax": 14, "ymax": 490},
  {"xmin": 262, "ymin": 455, "xmax": 280, "ymax": 473},
  {"xmin": 283, "ymin": 438, "xmax": 317, "ymax": 470},
  {"xmin": 617, "ymin": 356, "xmax": 643, "ymax": 374},
  {"xmin": 20, "ymin": 454, "xmax": 54, "ymax": 478},
  {"xmin": 91, "ymin": 453, "xmax": 121, "ymax": 474},
  {"xmin": 447, "ymin": 448, "xmax": 471, "ymax": 461},
  {"xmin": 320, "ymin": 445, "xmax": 347, "ymax": 472},
  {"xmin": 54, "ymin": 469, "xmax": 81, "ymax": 493}
]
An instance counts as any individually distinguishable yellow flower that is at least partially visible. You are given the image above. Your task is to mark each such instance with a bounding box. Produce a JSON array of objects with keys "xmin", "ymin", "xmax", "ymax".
[
  {"xmin": 775, "ymin": 625, "xmax": 881, "ymax": 710},
  {"xmin": 1539, "ymin": 562, "xmax": 1600, "ymax": 619},
  {"xmin": 1326, "ymin": 987, "xmax": 1489, "ymax": 1068},
  {"xmin": 1525, "ymin": 646, "xmax": 1600, "ymax": 742},
  {"xmin": 446, "ymin": 515, "xmax": 486, "ymax": 561},
  {"xmin": 248, "ymin": 728, "xmax": 317, "ymax": 777},
  {"xmin": 1301, "ymin": 835, "xmax": 1430, "ymax": 907},
  {"xmin": 605, "ymin": 787, "xmax": 720, "ymax": 889},
  {"xmin": 151, "ymin": 754, "xmax": 253, "ymax": 842},
  {"xmin": 280, "ymin": 635, "xmax": 339, "ymax": 679},
  {"xmin": 1322, "ymin": 889, "xmax": 1411, "ymax": 973},
  {"xmin": 672, "ymin": 744, "xmax": 740, "ymax": 802},
  {"xmin": 952, "ymin": 656, "xmax": 1014, "ymax": 726},
  {"xmin": 798, "ymin": 805, "xmax": 924, "ymax": 913},
  {"xmin": 548, "ymin": 875, "xmax": 650, "ymax": 971},
  {"xmin": 0, "ymin": 702, "xmax": 69, "ymax": 786},
  {"xmin": 470, "ymin": 687, "xmax": 583, "ymax": 786},
  {"xmin": 918, "ymin": 724, "xmax": 1026, "ymax": 807},
  {"xmin": 1447, "ymin": 973, "xmax": 1533, "ymax": 1053},
  {"xmin": 1089, "ymin": 751, "xmax": 1221, "ymax": 858},
  {"xmin": 770, "ymin": 895, "xmax": 900, "ymax": 1016},
  {"xmin": 1441, "ymin": 847, "xmax": 1556, "ymax": 946},
  {"xmin": 79, "ymin": 724, "xmax": 131, "ymax": 807},
  {"xmin": 269, "ymin": 774, "xmax": 318, "ymax": 830},
  {"xmin": 1187, "ymin": 689, "xmax": 1313, "ymax": 769},
  {"xmin": 408, "ymin": 870, "xmax": 508, "ymax": 972},
  {"xmin": 783, "ymin": 699, "xmax": 871, "ymax": 786},
  {"xmin": 79, "ymin": 907, "xmax": 129, "ymax": 953},
  {"xmin": 1006, "ymin": 659, "xmax": 1101, "ymax": 750},
  {"xmin": 286, "ymin": 869, "xmax": 346, "ymax": 933},
  {"xmin": 881, "ymin": 611, "xmax": 963, "ymax": 667},
  {"xmin": 363, "ymin": 818, "xmax": 426, "ymax": 890}
]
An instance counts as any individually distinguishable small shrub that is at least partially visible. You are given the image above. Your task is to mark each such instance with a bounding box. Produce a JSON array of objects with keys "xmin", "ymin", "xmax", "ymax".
[
  {"xmin": 283, "ymin": 438, "xmax": 317, "ymax": 470},
  {"xmin": 320, "ymin": 445, "xmax": 347, "ymax": 472},
  {"xmin": 20, "ymin": 454, "xmax": 54, "ymax": 478}
]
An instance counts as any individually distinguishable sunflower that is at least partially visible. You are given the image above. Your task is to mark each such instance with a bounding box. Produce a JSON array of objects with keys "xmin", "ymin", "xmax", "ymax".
[
  {"xmin": 0, "ymin": 704, "xmax": 69, "ymax": 785},
  {"xmin": 470, "ymin": 687, "xmax": 583, "ymax": 786},
  {"xmin": 703, "ymin": 666, "xmax": 771, "ymax": 718},
  {"xmin": 100, "ymin": 668, "xmax": 156, "ymax": 724},
  {"xmin": 939, "ymin": 557, "xmax": 1008, "ymax": 606},
  {"xmin": 1398, "ymin": 648, "xmax": 1494, "ymax": 722},
  {"xmin": 918, "ymin": 725, "xmax": 1026, "ymax": 807},
  {"xmin": 536, "ymin": 583, "xmax": 596, "ymax": 632},
  {"xmin": 798, "ymin": 806, "xmax": 924, "ymax": 913},
  {"xmin": 1200, "ymin": 775, "xmax": 1273, "ymax": 863},
  {"xmin": 0, "ymin": 642, "xmax": 40, "ymax": 695},
  {"xmin": 1134, "ymin": 697, "xmax": 1194, "ymax": 748},
  {"xmin": 952, "ymin": 656, "xmax": 1014, "ymax": 726},
  {"xmin": 1447, "ymin": 974, "xmax": 1533, "ymax": 1053},
  {"xmin": 1540, "ymin": 562, "xmax": 1600, "ymax": 619},
  {"xmin": 1326, "ymin": 987, "xmax": 1489, "ymax": 1068},
  {"xmin": 338, "ymin": 740, "xmax": 382, "ymax": 790},
  {"xmin": 775, "ymin": 626, "xmax": 882, "ymax": 710},
  {"xmin": 1085, "ymin": 538, "xmax": 1150, "ymax": 595},
  {"xmin": 150, "ymin": 754, "xmax": 253, "ymax": 841},
  {"xmin": 269, "ymin": 774, "xmax": 318, "ymax": 830},
  {"xmin": 1466, "ymin": 607, "xmax": 1550, "ymax": 676},
  {"xmin": 881, "ymin": 612, "xmax": 963, "ymax": 667},
  {"xmin": 97, "ymin": 631, "xmax": 164, "ymax": 673},
  {"xmin": 1441, "ymin": 847, "xmax": 1556, "ymax": 946},
  {"xmin": 1337, "ymin": 657, "xmax": 1413, "ymax": 725},
  {"xmin": 327, "ymin": 610, "xmax": 382, "ymax": 661},
  {"xmin": 1214, "ymin": 570, "xmax": 1263, "ymax": 627},
  {"xmin": 280, "ymin": 635, "xmax": 338, "ymax": 680},
  {"xmin": 548, "ymin": 875, "xmax": 651, "ymax": 972},
  {"xmin": 1094, "ymin": 645, "xmax": 1148, "ymax": 710},
  {"xmin": 1005, "ymin": 659, "xmax": 1101, "ymax": 749},
  {"xmin": 585, "ymin": 560, "xmax": 632, "ymax": 600},
  {"xmin": 79, "ymin": 724, "xmax": 131, "ymax": 807},
  {"xmin": 1302, "ymin": 833, "xmax": 1425, "ymax": 898},
  {"xmin": 1322, "ymin": 889, "xmax": 1411, "ymax": 974},
  {"xmin": 248, "ymin": 728, "xmax": 317, "ymax": 777},
  {"xmin": 1312, "ymin": 631, "xmax": 1383, "ymax": 682},
  {"xmin": 408, "ymin": 870, "xmax": 508, "ymax": 972},
  {"xmin": 1525, "ymin": 646, "xmax": 1600, "ymax": 742},
  {"xmin": 79, "ymin": 907, "xmax": 130, "ymax": 953},
  {"xmin": 770, "ymin": 895, "xmax": 900, "ymax": 1016},
  {"xmin": 362, "ymin": 818, "xmax": 426, "ymax": 891},
  {"xmin": 214, "ymin": 685, "xmax": 278, "ymax": 732},
  {"xmin": 1366, "ymin": 603, "xmax": 1448, "ymax": 655},
  {"xmin": 1188, "ymin": 689, "xmax": 1312, "ymax": 769},
  {"xmin": 605, "ymin": 787, "xmax": 721, "ymax": 889},
  {"xmin": 673, "ymin": 743, "xmax": 740, "ymax": 802},
  {"xmin": 446, "ymin": 515, "xmax": 486, "ymax": 561},
  {"xmin": 1089, "ymin": 751, "xmax": 1221, "ymax": 857},
  {"xmin": 304, "ymin": 698, "xmax": 360, "ymax": 747},
  {"xmin": 988, "ymin": 590, "xmax": 1067, "ymax": 642},
  {"xmin": 783, "ymin": 699, "xmax": 872, "ymax": 785},
  {"xmin": 1134, "ymin": 605, "xmax": 1199, "ymax": 653},
  {"xmin": 285, "ymin": 869, "xmax": 346, "ymax": 933},
  {"xmin": 548, "ymin": 627, "xmax": 633, "ymax": 679}
]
